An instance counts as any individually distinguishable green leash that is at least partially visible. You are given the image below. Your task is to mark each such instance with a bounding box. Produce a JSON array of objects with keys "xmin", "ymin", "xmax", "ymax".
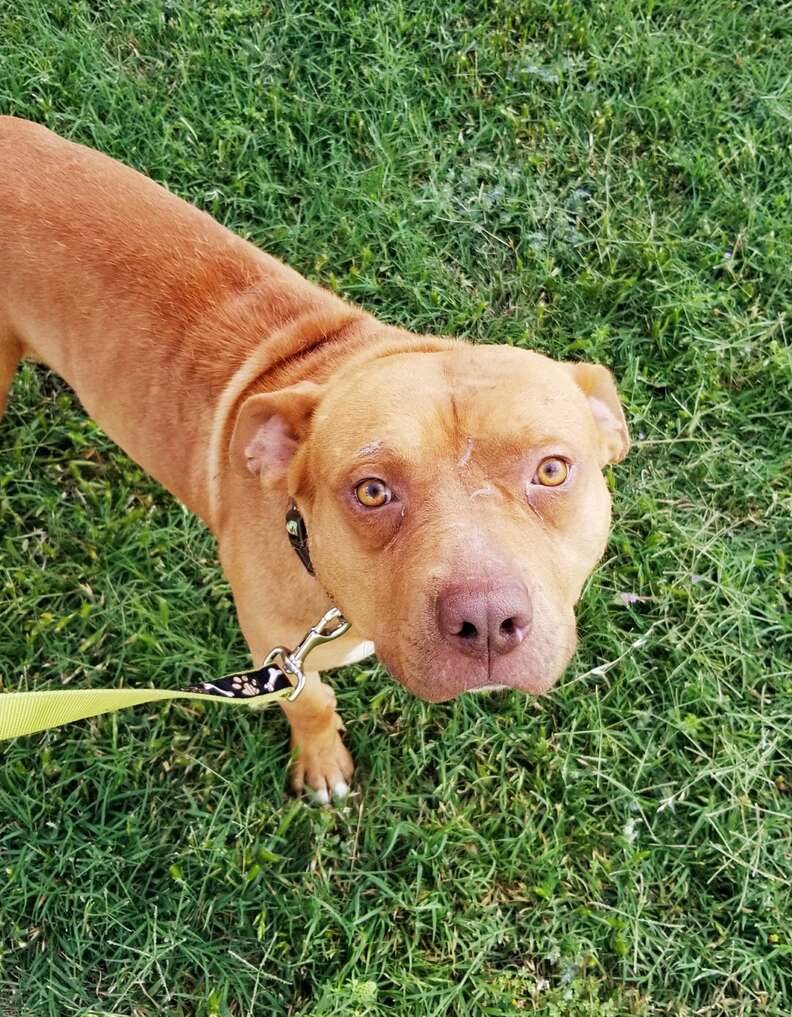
[
  {"xmin": 0, "ymin": 686, "xmax": 282, "ymax": 740},
  {"xmin": 0, "ymin": 608, "xmax": 350, "ymax": 741}
]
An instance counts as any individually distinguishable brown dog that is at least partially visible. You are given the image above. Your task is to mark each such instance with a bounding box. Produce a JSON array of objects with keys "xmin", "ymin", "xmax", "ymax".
[{"xmin": 0, "ymin": 117, "xmax": 628, "ymax": 801}]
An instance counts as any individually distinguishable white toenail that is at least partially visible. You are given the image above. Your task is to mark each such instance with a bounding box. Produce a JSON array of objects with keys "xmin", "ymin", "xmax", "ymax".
[
  {"xmin": 311, "ymin": 787, "xmax": 330, "ymax": 805},
  {"xmin": 332, "ymin": 781, "xmax": 349, "ymax": 799}
]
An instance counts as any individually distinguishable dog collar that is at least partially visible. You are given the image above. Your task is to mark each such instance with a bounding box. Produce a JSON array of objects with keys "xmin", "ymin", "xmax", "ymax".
[{"xmin": 286, "ymin": 499, "xmax": 315, "ymax": 575}]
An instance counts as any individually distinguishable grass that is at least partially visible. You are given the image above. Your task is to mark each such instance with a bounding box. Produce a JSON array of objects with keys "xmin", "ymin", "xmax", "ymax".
[{"xmin": 0, "ymin": 0, "xmax": 790, "ymax": 1014}]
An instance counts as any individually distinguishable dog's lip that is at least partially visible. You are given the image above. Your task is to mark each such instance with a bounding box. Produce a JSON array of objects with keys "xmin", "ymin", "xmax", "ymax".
[{"xmin": 380, "ymin": 656, "xmax": 537, "ymax": 701}]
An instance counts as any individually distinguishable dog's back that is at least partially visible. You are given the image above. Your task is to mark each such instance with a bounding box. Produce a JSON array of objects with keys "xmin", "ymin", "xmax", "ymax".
[
  {"xmin": 0, "ymin": 117, "xmax": 349, "ymax": 509},
  {"xmin": 0, "ymin": 116, "xmax": 261, "ymax": 399}
]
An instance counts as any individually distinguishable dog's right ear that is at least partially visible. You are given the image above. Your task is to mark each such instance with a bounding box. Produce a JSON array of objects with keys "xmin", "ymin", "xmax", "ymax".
[{"xmin": 229, "ymin": 381, "xmax": 323, "ymax": 480}]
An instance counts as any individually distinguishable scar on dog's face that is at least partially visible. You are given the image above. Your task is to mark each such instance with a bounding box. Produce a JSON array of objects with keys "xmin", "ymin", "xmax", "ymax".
[{"xmin": 233, "ymin": 344, "xmax": 629, "ymax": 701}]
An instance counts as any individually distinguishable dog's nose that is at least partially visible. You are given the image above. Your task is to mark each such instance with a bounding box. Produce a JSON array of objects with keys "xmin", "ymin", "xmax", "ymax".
[{"xmin": 437, "ymin": 581, "xmax": 532, "ymax": 659}]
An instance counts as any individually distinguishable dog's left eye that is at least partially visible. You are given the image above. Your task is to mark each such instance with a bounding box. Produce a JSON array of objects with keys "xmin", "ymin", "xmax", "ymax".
[
  {"xmin": 532, "ymin": 457, "xmax": 569, "ymax": 487},
  {"xmin": 355, "ymin": 478, "xmax": 392, "ymax": 508}
]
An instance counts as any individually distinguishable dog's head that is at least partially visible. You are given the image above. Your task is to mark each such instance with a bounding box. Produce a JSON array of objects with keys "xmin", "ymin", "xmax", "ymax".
[{"xmin": 232, "ymin": 344, "xmax": 629, "ymax": 701}]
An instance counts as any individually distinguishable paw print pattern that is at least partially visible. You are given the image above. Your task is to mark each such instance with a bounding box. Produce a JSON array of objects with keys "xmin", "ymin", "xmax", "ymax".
[{"xmin": 183, "ymin": 664, "xmax": 292, "ymax": 699}]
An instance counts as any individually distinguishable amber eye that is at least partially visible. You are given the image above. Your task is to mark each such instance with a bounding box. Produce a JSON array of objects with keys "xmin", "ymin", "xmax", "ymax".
[
  {"xmin": 354, "ymin": 478, "xmax": 392, "ymax": 508},
  {"xmin": 534, "ymin": 457, "xmax": 569, "ymax": 487}
]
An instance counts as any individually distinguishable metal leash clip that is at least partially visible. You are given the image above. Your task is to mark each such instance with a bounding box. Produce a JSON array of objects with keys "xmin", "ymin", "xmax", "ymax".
[
  {"xmin": 261, "ymin": 608, "xmax": 351, "ymax": 702},
  {"xmin": 182, "ymin": 607, "xmax": 350, "ymax": 706}
]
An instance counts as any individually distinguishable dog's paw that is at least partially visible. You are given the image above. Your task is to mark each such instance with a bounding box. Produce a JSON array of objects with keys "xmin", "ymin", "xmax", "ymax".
[{"xmin": 290, "ymin": 715, "xmax": 354, "ymax": 804}]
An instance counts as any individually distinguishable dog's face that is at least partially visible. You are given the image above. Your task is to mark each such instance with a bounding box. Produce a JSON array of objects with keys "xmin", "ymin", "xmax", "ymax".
[{"xmin": 233, "ymin": 344, "xmax": 629, "ymax": 701}]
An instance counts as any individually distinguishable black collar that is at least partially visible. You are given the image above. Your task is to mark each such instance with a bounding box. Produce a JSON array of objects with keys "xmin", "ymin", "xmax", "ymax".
[{"xmin": 285, "ymin": 499, "xmax": 315, "ymax": 575}]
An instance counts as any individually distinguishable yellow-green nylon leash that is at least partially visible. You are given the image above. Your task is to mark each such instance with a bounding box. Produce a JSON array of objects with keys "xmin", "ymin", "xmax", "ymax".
[
  {"xmin": 0, "ymin": 685, "xmax": 285, "ymax": 741},
  {"xmin": 0, "ymin": 607, "xmax": 350, "ymax": 742}
]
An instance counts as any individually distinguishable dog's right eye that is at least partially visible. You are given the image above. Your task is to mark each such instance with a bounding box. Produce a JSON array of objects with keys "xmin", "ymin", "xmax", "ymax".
[
  {"xmin": 354, "ymin": 478, "xmax": 392, "ymax": 508},
  {"xmin": 532, "ymin": 457, "xmax": 569, "ymax": 487}
]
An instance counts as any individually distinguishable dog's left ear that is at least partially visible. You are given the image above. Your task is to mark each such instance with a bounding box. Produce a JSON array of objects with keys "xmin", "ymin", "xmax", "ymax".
[
  {"xmin": 564, "ymin": 362, "xmax": 630, "ymax": 465},
  {"xmin": 229, "ymin": 381, "xmax": 323, "ymax": 479}
]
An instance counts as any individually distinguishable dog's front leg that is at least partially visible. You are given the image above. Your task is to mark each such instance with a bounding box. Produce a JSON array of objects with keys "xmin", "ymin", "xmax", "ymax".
[
  {"xmin": 217, "ymin": 532, "xmax": 354, "ymax": 800},
  {"xmin": 0, "ymin": 334, "xmax": 21, "ymax": 420},
  {"xmin": 280, "ymin": 671, "xmax": 353, "ymax": 802}
]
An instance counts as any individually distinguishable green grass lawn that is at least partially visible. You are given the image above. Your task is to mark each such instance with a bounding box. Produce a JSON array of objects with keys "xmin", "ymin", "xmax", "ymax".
[{"xmin": 1, "ymin": 1, "xmax": 790, "ymax": 1014}]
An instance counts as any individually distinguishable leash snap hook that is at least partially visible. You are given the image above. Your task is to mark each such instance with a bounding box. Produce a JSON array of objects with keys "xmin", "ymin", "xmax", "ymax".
[{"xmin": 278, "ymin": 608, "xmax": 351, "ymax": 702}]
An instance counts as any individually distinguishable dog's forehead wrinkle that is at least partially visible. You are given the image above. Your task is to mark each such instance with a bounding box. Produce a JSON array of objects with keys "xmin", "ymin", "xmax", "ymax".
[
  {"xmin": 457, "ymin": 436, "xmax": 474, "ymax": 468},
  {"xmin": 355, "ymin": 438, "xmax": 384, "ymax": 457}
]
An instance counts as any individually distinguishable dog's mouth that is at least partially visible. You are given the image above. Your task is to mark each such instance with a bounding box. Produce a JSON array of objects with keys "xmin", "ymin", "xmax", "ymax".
[{"xmin": 375, "ymin": 649, "xmax": 566, "ymax": 704}]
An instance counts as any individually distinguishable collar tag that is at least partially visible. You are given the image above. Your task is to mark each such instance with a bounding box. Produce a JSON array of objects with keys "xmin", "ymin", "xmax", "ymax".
[{"xmin": 286, "ymin": 499, "xmax": 315, "ymax": 575}]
